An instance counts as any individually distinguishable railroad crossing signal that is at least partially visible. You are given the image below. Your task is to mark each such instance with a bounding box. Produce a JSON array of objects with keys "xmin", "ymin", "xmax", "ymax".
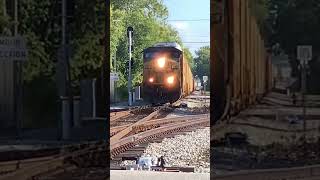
[
  {"xmin": 127, "ymin": 27, "xmax": 134, "ymax": 52},
  {"xmin": 127, "ymin": 26, "xmax": 134, "ymax": 106},
  {"xmin": 127, "ymin": 27, "xmax": 134, "ymax": 37}
]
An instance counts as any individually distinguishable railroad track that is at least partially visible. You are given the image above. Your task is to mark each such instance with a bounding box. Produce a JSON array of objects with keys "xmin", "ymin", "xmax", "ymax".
[
  {"xmin": 111, "ymin": 110, "xmax": 131, "ymax": 122},
  {"xmin": 212, "ymin": 164, "xmax": 320, "ymax": 180},
  {"xmin": 110, "ymin": 97, "xmax": 210, "ymax": 170},
  {"xmin": 110, "ymin": 117, "xmax": 209, "ymax": 158},
  {"xmin": 110, "ymin": 104, "xmax": 175, "ymax": 128},
  {"xmin": 110, "ymin": 117, "xmax": 209, "ymax": 171},
  {"xmin": 110, "ymin": 114, "xmax": 209, "ymax": 137},
  {"xmin": 0, "ymin": 141, "xmax": 107, "ymax": 180},
  {"xmin": 212, "ymin": 91, "xmax": 320, "ymax": 178}
]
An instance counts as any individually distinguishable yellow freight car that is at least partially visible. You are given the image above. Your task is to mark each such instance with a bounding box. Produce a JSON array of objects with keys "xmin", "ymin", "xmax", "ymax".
[
  {"xmin": 212, "ymin": 0, "xmax": 273, "ymax": 120},
  {"xmin": 142, "ymin": 42, "xmax": 194, "ymax": 104}
]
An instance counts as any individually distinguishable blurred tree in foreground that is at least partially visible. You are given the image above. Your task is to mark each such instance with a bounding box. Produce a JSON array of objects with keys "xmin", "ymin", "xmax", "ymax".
[
  {"xmin": 0, "ymin": 0, "xmax": 10, "ymax": 35},
  {"xmin": 0, "ymin": 0, "xmax": 195, "ymax": 126}
]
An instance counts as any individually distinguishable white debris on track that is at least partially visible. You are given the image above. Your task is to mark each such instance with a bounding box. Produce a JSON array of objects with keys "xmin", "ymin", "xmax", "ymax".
[{"xmin": 143, "ymin": 127, "xmax": 210, "ymax": 173}]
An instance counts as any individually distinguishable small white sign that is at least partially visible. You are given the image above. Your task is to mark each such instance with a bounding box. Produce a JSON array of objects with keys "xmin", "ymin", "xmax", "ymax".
[
  {"xmin": 110, "ymin": 73, "xmax": 119, "ymax": 81},
  {"xmin": 297, "ymin": 45, "xmax": 312, "ymax": 61},
  {"xmin": 203, "ymin": 76, "xmax": 208, "ymax": 82},
  {"xmin": 0, "ymin": 36, "xmax": 28, "ymax": 61}
]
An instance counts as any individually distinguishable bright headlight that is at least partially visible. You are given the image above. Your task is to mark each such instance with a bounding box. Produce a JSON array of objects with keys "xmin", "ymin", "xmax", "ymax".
[
  {"xmin": 149, "ymin": 77, "xmax": 154, "ymax": 83},
  {"xmin": 157, "ymin": 57, "xmax": 166, "ymax": 68},
  {"xmin": 167, "ymin": 76, "xmax": 174, "ymax": 84}
]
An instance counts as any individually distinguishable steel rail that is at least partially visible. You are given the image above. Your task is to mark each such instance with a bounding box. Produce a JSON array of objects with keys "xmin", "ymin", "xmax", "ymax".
[
  {"xmin": 110, "ymin": 114, "xmax": 209, "ymax": 136},
  {"xmin": 230, "ymin": 122, "xmax": 320, "ymax": 133},
  {"xmin": 110, "ymin": 116, "xmax": 209, "ymax": 158},
  {"xmin": 0, "ymin": 140, "xmax": 104, "ymax": 174},
  {"xmin": 213, "ymin": 164, "xmax": 320, "ymax": 180},
  {"xmin": 0, "ymin": 141, "xmax": 105, "ymax": 180},
  {"xmin": 110, "ymin": 111, "xmax": 131, "ymax": 121},
  {"xmin": 110, "ymin": 105, "xmax": 169, "ymax": 143}
]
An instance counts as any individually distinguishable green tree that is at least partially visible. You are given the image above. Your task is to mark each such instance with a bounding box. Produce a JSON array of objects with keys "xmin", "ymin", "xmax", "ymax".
[
  {"xmin": 69, "ymin": 0, "xmax": 104, "ymax": 86},
  {"xmin": 110, "ymin": 0, "xmax": 187, "ymax": 90},
  {"xmin": 19, "ymin": 0, "xmax": 57, "ymax": 82},
  {"xmin": 0, "ymin": 0, "xmax": 11, "ymax": 35},
  {"xmin": 266, "ymin": 0, "xmax": 320, "ymax": 93},
  {"xmin": 249, "ymin": 0, "xmax": 269, "ymax": 27},
  {"xmin": 193, "ymin": 46, "xmax": 210, "ymax": 84}
]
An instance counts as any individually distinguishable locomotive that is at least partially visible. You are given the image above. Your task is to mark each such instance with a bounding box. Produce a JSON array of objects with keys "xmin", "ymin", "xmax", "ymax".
[{"xmin": 142, "ymin": 42, "xmax": 194, "ymax": 104}]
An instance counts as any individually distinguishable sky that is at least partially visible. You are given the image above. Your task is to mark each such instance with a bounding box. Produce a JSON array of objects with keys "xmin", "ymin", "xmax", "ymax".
[{"xmin": 163, "ymin": 0, "xmax": 210, "ymax": 56}]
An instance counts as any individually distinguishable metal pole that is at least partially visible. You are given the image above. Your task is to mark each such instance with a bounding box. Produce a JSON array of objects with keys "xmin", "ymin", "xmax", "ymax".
[
  {"xmin": 14, "ymin": 0, "xmax": 22, "ymax": 139},
  {"xmin": 92, "ymin": 79, "xmax": 96, "ymax": 118},
  {"xmin": 114, "ymin": 54, "xmax": 117, "ymax": 102},
  {"xmin": 14, "ymin": 0, "xmax": 18, "ymax": 35},
  {"xmin": 302, "ymin": 61, "xmax": 307, "ymax": 140},
  {"xmin": 128, "ymin": 31, "xmax": 132, "ymax": 106},
  {"xmin": 62, "ymin": 0, "xmax": 66, "ymax": 46},
  {"xmin": 61, "ymin": 0, "xmax": 70, "ymax": 140},
  {"xmin": 2, "ymin": 0, "xmax": 6, "ymax": 16}
]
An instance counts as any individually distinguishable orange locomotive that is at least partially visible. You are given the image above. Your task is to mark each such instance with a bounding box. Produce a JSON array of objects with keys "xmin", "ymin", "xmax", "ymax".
[{"xmin": 142, "ymin": 42, "xmax": 194, "ymax": 104}]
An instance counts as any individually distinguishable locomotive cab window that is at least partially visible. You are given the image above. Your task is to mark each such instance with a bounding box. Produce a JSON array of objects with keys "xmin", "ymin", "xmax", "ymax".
[{"xmin": 143, "ymin": 50, "xmax": 181, "ymax": 62}]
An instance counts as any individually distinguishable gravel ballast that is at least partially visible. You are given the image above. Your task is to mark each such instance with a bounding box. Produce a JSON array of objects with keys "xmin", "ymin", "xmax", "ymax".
[{"xmin": 143, "ymin": 127, "xmax": 210, "ymax": 173}]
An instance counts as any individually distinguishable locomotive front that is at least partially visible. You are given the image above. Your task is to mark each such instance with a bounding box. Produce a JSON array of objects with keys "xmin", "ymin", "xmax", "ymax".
[{"xmin": 142, "ymin": 43, "xmax": 182, "ymax": 104}]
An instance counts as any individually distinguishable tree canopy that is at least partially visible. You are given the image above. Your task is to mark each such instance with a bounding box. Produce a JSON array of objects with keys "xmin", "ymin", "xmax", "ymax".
[
  {"xmin": 110, "ymin": 0, "xmax": 193, "ymax": 88},
  {"xmin": 265, "ymin": 0, "xmax": 320, "ymax": 93},
  {"xmin": 193, "ymin": 46, "xmax": 210, "ymax": 85},
  {"xmin": 1, "ymin": 0, "xmax": 194, "ymax": 88},
  {"xmin": 0, "ymin": 0, "xmax": 195, "ymax": 127},
  {"xmin": 0, "ymin": 0, "xmax": 10, "ymax": 35},
  {"xmin": 266, "ymin": 0, "xmax": 320, "ymax": 55}
]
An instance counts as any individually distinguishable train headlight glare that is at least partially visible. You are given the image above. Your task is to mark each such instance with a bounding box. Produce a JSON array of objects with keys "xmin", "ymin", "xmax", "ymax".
[
  {"xmin": 167, "ymin": 76, "xmax": 174, "ymax": 84},
  {"xmin": 157, "ymin": 57, "xmax": 166, "ymax": 68},
  {"xmin": 149, "ymin": 77, "xmax": 154, "ymax": 83}
]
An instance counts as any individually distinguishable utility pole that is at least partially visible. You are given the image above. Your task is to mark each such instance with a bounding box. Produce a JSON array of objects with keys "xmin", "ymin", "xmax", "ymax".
[
  {"xmin": 301, "ymin": 60, "xmax": 307, "ymax": 139},
  {"xmin": 297, "ymin": 45, "xmax": 312, "ymax": 142},
  {"xmin": 114, "ymin": 54, "xmax": 117, "ymax": 102},
  {"xmin": 127, "ymin": 27, "xmax": 133, "ymax": 106},
  {"xmin": 2, "ymin": 0, "xmax": 6, "ymax": 16},
  {"xmin": 60, "ymin": 0, "xmax": 70, "ymax": 140},
  {"xmin": 14, "ymin": 0, "xmax": 18, "ymax": 35},
  {"xmin": 13, "ymin": 0, "xmax": 22, "ymax": 139}
]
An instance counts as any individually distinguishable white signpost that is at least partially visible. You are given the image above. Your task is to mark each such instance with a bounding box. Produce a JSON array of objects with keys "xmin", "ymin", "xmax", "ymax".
[
  {"xmin": 110, "ymin": 73, "xmax": 119, "ymax": 103},
  {"xmin": 297, "ymin": 45, "xmax": 312, "ymax": 141},
  {"xmin": 0, "ymin": 36, "xmax": 28, "ymax": 61},
  {"xmin": 110, "ymin": 72, "xmax": 119, "ymax": 81},
  {"xmin": 203, "ymin": 76, "xmax": 208, "ymax": 94},
  {"xmin": 203, "ymin": 76, "xmax": 208, "ymax": 82},
  {"xmin": 297, "ymin": 45, "xmax": 312, "ymax": 63}
]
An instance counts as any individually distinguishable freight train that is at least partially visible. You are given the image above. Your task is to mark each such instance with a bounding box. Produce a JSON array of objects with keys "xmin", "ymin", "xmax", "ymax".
[
  {"xmin": 212, "ymin": 0, "xmax": 274, "ymax": 121},
  {"xmin": 142, "ymin": 42, "xmax": 194, "ymax": 104}
]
